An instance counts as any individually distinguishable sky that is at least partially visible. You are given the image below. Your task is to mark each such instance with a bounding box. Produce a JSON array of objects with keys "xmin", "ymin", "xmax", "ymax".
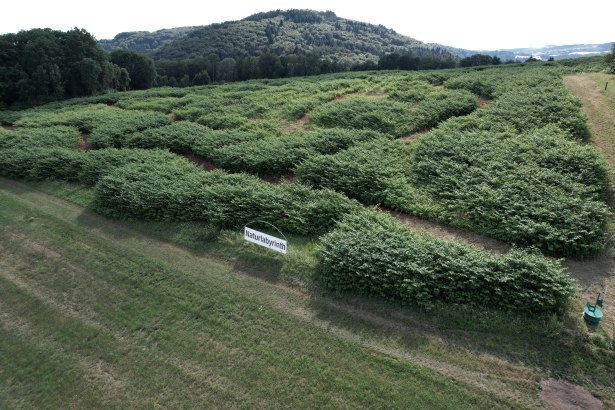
[{"xmin": 2, "ymin": 0, "xmax": 614, "ymax": 50}]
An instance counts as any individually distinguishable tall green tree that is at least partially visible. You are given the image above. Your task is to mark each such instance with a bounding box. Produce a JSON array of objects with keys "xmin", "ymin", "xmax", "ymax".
[
  {"xmin": 110, "ymin": 50, "xmax": 156, "ymax": 89},
  {"xmin": 0, "ymin": 28, "xmax": 126, "ymax": 107}
]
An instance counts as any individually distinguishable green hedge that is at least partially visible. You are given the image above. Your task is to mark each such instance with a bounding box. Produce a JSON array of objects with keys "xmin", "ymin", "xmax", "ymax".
[
  {"xmin": 310, "ymin": 97, "xmax": 412, "ymax": 136},
  {"xmin": 296, "ymin": 138, "xmax": 412, "ymax": 205},
  {"xmin": 212, "ymin": 128, "xmax": 385, "ymax": 175},
  {"xmin": 412, "ymin": 126, "xmax": 610, "ymax": 256},
  {"xmin": 0, "ymin": 146, "xmax": 180, "ymax": 185},
  {"xmin": 88, "ymin": 110, "xmax": 171, "ymax": 148},
  {"xmin": 319, "ymin": 210, "xmax": 576, "ymax": 314},
  {"xmin": 93, "ymin": 161, "xmax": 359, "ymax": 236},
  {"xmin": 310, "ymin": 90, "xmax": 477, "ymax": 136},
  {"xmin": 0, "ymin": 126, "xmax": 81, "ymax": 150},
  {"xmin": 476, "ymin": 85, "xmax": 588, "ymax": 138}
]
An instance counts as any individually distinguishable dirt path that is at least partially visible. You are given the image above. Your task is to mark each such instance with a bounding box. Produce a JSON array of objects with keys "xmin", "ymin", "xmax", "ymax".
[
  {"xmin": 179, "ymin": 153, "xmax": 217, "ymax": 171},
  {"xmin": 1, "ymin": 124, "xmax": 16, "ymax": 131},
  {"xmin": 540, "ymin": 378, "xmax": 604, "ymax": 410},
  {"xmin": 564, "ymin": 74, "xmax": 615, "ymax": 171},
  {"xmin": 565, "ymin": 73, "xmax": 615, "ymax": 338},
  {"xmin": 80, "ymin": 133, "xmax": 91, "ymax": 151},
  {"xmin": 387, "ymin": 209, "xmax": 511, "ymax": 254}
]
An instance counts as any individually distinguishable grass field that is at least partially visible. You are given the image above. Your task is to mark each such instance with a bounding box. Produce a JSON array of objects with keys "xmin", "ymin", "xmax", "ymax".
[{"xmin": 1, "ymin": 177, "xmax": 615, "ymax": 408}]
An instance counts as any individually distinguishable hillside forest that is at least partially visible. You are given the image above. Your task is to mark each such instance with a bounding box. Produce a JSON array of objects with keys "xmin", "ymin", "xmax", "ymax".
[{"xmin": 0, "ymin": 10, "xmax": 510, "ymax": 109}]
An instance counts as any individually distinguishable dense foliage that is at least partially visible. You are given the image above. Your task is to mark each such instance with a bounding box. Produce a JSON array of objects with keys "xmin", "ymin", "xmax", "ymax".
[
  {"xmin": 459, "ymin": 54, "xmax": 501, "ymax": 67},
  {"xmin": 151, "ymin": 10, "xmax": 452, "ymax": 66},
  {"xmin": 310, "ymin": 90, "xmax": 476, "ymax": 136},
  {"xmin": 0, "ymin": 62, "xmax": 608, "ymax": 314},
  {"xmin": 0, "ymin": 28, "xmax": 129, "ymax": 108},
  {"xmin": 413, "ymin": 125, "xmax": 609, "ymax": 255},
  {"xmin": 319, "ymin": 211, "xmax": 576, "ymax": 313},
  {"xmin": 296, "ymin": 139, "xmax": 418, "ymax": 209},
  {"xmin": 99, "ymin": 27, "xmax": 197, "ymax": 53},
  {"xmin": 110, "ymin": 50, "xmax": 157, "ymax": 90},
  {"xmin": 211, "ymin": 128, "xmax": 385, "ymax": 175},
  {"xmin": 93, "ymin": 161, "xmax": 358, "ymax": 235}
]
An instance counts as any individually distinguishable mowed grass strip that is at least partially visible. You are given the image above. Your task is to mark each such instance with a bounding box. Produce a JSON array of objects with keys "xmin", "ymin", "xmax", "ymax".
[
  {"xmin": 0, "ymin": 182, "xmax": 508, "ymax": 408},
  {"xmin": 564, "ymin": 74, "xmax": 615, "ymax": 184}
]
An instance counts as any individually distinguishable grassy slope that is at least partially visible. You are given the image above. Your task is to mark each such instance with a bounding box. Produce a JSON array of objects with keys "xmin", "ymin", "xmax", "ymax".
[
  {"xmin": 2, "ymin": 177, "xmax": 615, "ymax": 408},
  {"xmin": 564, "ymin": 72, "xmax": 615, "ymax": 360},
  {"xmin": 0, "ymin": 177, "xmax": 515, "ymax": 409}
]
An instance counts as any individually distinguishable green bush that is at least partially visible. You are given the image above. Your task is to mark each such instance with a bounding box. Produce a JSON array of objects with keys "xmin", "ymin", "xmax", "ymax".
[
  {"xmin": 476, "ymin": 85, "xmax": 589, "ymax": 138},
  {"xmin": 319, "ymin": 210, "xmax": 576, "ymax": 314},
  {"xmin": 310, "ymin": 90, "xmax": 476, "ymax": 137},
  {"xmin": 0, "ymin": 147, "xmax": 86, "ymax": 181},
  {"xmin": 310, "ymin": 97, "xmax": 411, "ymax": 136},
  {"xmin": 412, "ymin": 126, "xmax": 609, "ymax": 256},
  {"xmin": 197, "ymin": 113, "xmax": 248, "ymax": 130},
  {"xmin": 213, "ymin": 128, "xmax": 385, "ymax": 175},
  {"xmin": 94, "ymin": 161, "xmax": 359, "ymax": 235},
  {"xmin": 296, "ymin": 138, "xmax": 411, "ymax": 205},
  {"xmin": 89, "ymin": 110, "xmax": 171, "ymax": 148},
  {"xmin": 0, "ymin": 146, "xmax": 180, "ymax": 186},
  {"xmin": 124, "ymin": 122, "xmax": 211, "ymax": 152},
  {"xmin": 411, "ymin": 90, "xmax": 477, "ymax": 131},
  {"xmin": 0, "ymin": 126, "xmax": 81, "ymax": 150}
]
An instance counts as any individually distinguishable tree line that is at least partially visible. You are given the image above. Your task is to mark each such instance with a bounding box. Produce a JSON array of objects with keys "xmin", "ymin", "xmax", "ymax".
[
  {"xmin": 0, "ymin": 29, "xmax": 130, "ymax": 108},
  {"xmin": 0, "ymin": 27, "xmax": 525, "ymax": 108}
]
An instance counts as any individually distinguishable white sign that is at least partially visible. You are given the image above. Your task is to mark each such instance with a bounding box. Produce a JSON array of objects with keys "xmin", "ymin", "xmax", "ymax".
[{"xmin": 244, "ymin": 227, "xmax": 287, "ymax": 254}]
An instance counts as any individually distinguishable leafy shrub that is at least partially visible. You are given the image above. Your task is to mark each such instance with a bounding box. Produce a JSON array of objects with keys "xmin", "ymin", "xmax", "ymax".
[
  {"xmin": 0, "ymin": 147, "xmax": 86, "ymax": 181},
  {"xmin": 310, "ymin": 97, "xmax": 411, "ymax": 136},
  {"xmin": 0, "ymin": 110, "xmax": 22, "ymax": 125},
  {"xmin": 319, "ymin": 210, "xmax": 576, "ymax": 313},
  {"xmin": 89, "ymin": 110, "xmax": 172, "ymax": 148},
  {"xmin": 411, "ymin": 90, "xmax": 477, "ymax": 131},
  {"xmin": 0, "ymin": 126, "xmax": 81, "ymax": 150},
  {"xmin": 212, "ymin": 128, "xmax": 385, "ymax": 175},
  {"xmin": 297, "ymin": 139, "xmax": 411, "ymax": 204},
  {"xmin": 412, "ymin": 126, "xmax": 609, "ymax": 256},
  {"xmin": 476, "ymin": 85, "xmax": 588, "ymax": 137},
  {"xmin": 0, "ymin": 145, "xmax": 180, "ymax": 186},
  {"xmin": 115, "ymin": 97, "xmax": 186, "ymax": 112},
  {"xmin": 445, "ymin": 76, "xmax": 496, "ymax": 98},
  {"xmin": 14, "ymin": 104, "xmax": 114, "ymax": 131},
  {"xmin": 310, "ymin": 90, "xmax": 476, "ymax": 137},
  {"xmin": 82, "ymin": 149, "xmax": 182, "ymax": 185},
  {"xmin": 197, "ymin": 113, "xmax": 248, "ymax": 130},
  {"xmin": 124, "ymin": 122, "xmax": 211, "ymax": 152},
  {"xmin": 93, "ymin": 161, "xmax": 359, "ymax": 235}
]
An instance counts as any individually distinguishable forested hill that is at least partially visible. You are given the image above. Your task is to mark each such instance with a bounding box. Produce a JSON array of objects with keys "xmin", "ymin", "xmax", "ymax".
[
  {"xmin": 101, "ymin": 10, "xmax": 454, "ymax": 65},
  {"xmin": 99, "ymin": 27, "xmax": 197, "ymax": 54}
]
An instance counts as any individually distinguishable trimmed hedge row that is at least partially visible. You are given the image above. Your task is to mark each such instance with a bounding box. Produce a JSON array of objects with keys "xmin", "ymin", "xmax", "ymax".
[
  {"xmin": 0, "ymin": 147, "xmax": 180, "ymax": 185},
  {"xmin": 93, "ymin": 161, "xmax": 358, "ymax": 236},
  {"xmin": 12, "ymin": 104, "xmax": 172, "ymax": 145},
  {"xmin": 212, "ymin": 128, "xmax": 386, "ymax": 176},
  {"xmin": 412, "ymin": 126, "xmax": 610, "ymax": 255},
  {"xmin": 307, "ymin": 97, "xmax": 412, "ymax": 136},
  {"xmin": 319, "ymin": 210, "xmax": 576, "ymax": 314},
  {"xmin": 0, "ymin": 126, "xmax": 81, "ymax": 150},
  {"xmin": 88, "ymin": 111, "xmax": 172, "ymax": 148},
  {"xmin": 475, "ymin": 85, "xmax": 588, "ymax": 138},
  {"xmin": 296, "ymin": 138, "xmax": 413, "ymax": 205},
  {"xmin": 310, "ymin": 90, "xmax": 477, "ymax": 137}
]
